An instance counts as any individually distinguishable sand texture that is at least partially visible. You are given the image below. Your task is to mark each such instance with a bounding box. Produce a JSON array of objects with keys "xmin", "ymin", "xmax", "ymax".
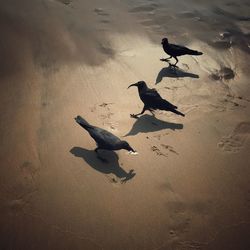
[{"xmin": 0, "ymin": 0, "xmax": 250, "ymax": 249}]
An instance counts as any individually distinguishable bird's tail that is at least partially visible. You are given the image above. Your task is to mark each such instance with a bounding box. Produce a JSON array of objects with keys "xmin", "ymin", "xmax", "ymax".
[
  {"xmin": 187, "ymin": 49, "xmax": 203, "ymax": 56},
  {"xmin": 74, "ymin": 116, "xmax": 93, "ymax": 129},
  {"xmin": 161, "ymin": 100, "xmax": 177, "ymax": 110},
  {"xmin": 171, "ymin": 109, "xmax": 185, "ymax": 117},
  {"xmin": 159, "ymin": 100, "xmax": 185, "ymax": 116}
]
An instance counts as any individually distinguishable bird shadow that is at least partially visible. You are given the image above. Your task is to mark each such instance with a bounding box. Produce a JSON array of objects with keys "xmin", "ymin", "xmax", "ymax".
[
  {"xmin": 125, "ymin": 114, "xmax": 183, "ymax": 136},
  {"xmin": 70, "ymin": 147, "xmax": 136, "ymax": 183},
  {"xmin": 156, "ymin": 65, "xmax": 199, "ymax": 84}
]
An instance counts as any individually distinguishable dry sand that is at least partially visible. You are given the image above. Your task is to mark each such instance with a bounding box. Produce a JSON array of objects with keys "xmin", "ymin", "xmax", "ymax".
[{"xmin": 0, "ymin": 0, "xmax": 250, "ymax": 249}]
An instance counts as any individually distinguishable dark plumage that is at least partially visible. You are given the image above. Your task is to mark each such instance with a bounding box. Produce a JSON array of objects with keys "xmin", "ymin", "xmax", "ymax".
[
  {"xmin": 161, "ymin": 37, "xmax": 203, "ymax": 67},
  {"xmin": 75, "ymin": 116, "xmax": 136, "ymax": 153},
  {"xmin": 128, "ymin": 81, "xmax": 185, "ymax": 117}
]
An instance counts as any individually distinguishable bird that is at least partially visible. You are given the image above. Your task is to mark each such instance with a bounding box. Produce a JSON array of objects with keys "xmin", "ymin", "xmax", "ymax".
[
  {"xmin": 161, "ymin": 37, "xmax": 203, "ymax": 67},
  {"xmin": 75, "ymin": 116, "xmax": 137, "ymax": 153},
  {"xmin": 128, "ymin": 81, "xmax": 185, "ymax": 117}
]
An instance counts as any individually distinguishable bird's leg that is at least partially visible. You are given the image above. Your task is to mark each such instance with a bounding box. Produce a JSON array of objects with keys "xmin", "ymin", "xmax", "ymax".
[
  {"xmin": 169, "ymin": 57, "xmax": 179, "ymax": 69},
  {"xmin": 160, "ymin": 56, "xmax": 172, "ymax": 62},
  {"xmin": 173, "ymin": 56, "xmax": 179, "ymax": 67},
  {"xmin": 130, "ymin": 106, "xmax": 146, "ymax": 118},
  {"xmin": 149, "ymin": 108, "xmax": 155, "ymax": 117}
]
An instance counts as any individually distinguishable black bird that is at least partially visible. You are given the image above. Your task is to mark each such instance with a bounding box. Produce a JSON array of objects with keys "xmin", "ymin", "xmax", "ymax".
[
  {"xmin": 161, "ymin": 37, "xmax": 203, "ymax": 67},
  {"xmin": 128, "ymin": 81, "xmax": 185, "ymax": 117},
  {"xmin": 75, "ymin": 116, "xmax": 136, "ymax": 153}
]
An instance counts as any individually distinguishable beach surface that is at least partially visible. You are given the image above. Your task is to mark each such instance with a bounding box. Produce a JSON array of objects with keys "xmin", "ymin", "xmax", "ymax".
[{"xmin": 0, "ymin": 0, "xmax": 250, "ymax": 249}]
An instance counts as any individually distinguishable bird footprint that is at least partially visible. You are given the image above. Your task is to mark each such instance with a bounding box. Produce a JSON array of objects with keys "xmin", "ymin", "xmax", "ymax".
[
  {"xmin": 94, "ymin": 8, "xmax": 109, "ymax": 16},
  {"xmin": 151, "ymin": 144, "xmax": 178, "ymax": 157},
  {"xmin": 218, "ymin": 122, "xmax": 250, "ymax": 153},
  {"xmin": 161, "ymin": 144, "xmax": 179, "ymax": 155},
  {"xmin": 151, "ymin": 146, "xmax": 167, "ymax": 157}
]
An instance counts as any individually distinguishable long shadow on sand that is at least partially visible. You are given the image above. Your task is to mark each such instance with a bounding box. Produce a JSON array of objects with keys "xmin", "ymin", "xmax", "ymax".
[
  {"xmin": 125, "ymin": 114, "xmax": 183, "ymax": 136},
  {"xmin": 156, "ymin": 65, "xmax": 199, "ymax": 84},
  {"xmin": 70, "ymin": 147, "xmax": 135, "ymax": 183}
]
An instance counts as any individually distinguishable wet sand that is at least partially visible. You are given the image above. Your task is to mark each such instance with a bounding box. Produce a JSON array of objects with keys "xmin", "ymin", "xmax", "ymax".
[{"xmin": 0, "ymin": 0, "xmax": 250, "ymax": 249}]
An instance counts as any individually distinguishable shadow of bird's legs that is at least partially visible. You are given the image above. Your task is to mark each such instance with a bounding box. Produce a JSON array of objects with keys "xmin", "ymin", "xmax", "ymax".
[
  {"xmin": 121, "ymin": 169, "xmax": 136, "ymax": 183},
  {"xmin": 168, "ymin": 64, "xmax": 178, "ymax": 70},
  {"xmin": 130, "ymin": 106, "xmax": 146, "ymax": 118}
]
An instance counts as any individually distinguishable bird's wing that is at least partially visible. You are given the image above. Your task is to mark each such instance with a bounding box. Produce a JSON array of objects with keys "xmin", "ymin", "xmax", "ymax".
[
  {"xmin": 142, "ymin": 88, "xmax": 164, "ymax": 102},
  {"xmin": 89, "ymin": 127, "xmax": 121, "ymax": 146},
  {"xmin": 169, "ymin": 44, "xmax": 190, "ymax": 54},
  {"xmin": 142, "ymin": 89, "xmax": 177, "ymax": 109},
  {"xmin": 141, "ymin": 89, "xmax": 163, "ymax": 106},
  {"xmin": 145, "ymin": 88, "xmax": 162, "ymax": 99},
  {"xmin": 158, "ymin": 99, "xmax": 178, "ymax": 110}
]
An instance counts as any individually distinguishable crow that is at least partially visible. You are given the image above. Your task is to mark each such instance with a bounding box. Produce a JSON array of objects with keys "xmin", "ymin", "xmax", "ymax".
[
  {"xmin": 161, "ymin": 37, "xmax": 203, "ymax": 67},
  {"xmin": 128, "ymin": 81, "xmax": 185, "ymax": 117},
  {"xmin": 75, "ymin": 116, "xmax": 136, "ymax": 153}
]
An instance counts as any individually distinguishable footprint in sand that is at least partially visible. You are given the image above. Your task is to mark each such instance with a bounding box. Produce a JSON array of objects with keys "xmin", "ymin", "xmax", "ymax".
[
  {"xmin": 90, "ymin": 102, "xmax": 114, "ymax": 120},
  {"xmin": 94, "ymin": 8, "xmax": 109, "ymax": 16},
  {"xmin": 99, "ymin": 102, "xmax": 113, "ymax": 109},
  {"xmin": 55, "ymin": 0, "xmax": 72, "ymax": 5},
  {"xmin": 129, "ymin": 3, "xmax": 158, "ymax": 13},
  {"xmin": 90, "ymin": 103, "xmax": 115, "ymax": 130},
  {"xmin": 1, "ymin": 161, "xmax": 38, "ymax": 215},
  {"xmin": 210, "ymin": 67, "xmax": 235, "ymax": 81},
  {"xmin": 99, "ymin": 19, "xmax": 110, "ymax": 24},
  {"xmin": 153, "ymin": 133, "xmax": 169, "ymax": 140},
  {"xmin": 218, "ymin": 122, "xmax": 250, "ymax": 153},
  {"xmin": 210, "ymin": 38, "xmax": 233, "ymax": 49},
  {"xmin": 151, "ymin": 146, "xmax": 167, "ymax": 157},
  {"xmin": 161, "ymin": 144, "xmax": 179, "ymax": 155},
  {"xmin": 177, "ymin": 10, "xmax": 200, "ymax": 19},
  {"xmin": 106, "ymin": 170, "xmax": 136, "ymax": 185},
  {"xmin": 94, "ymin": 8, "xmax": 111, "ymax": 27},
  {"xmin": 20, "ymin": 161, "xmax": 39, "ymax": 180},
  {"xmin": 151, "ymin": 144, "xmax": 178, "ymax": 157},
  {"xmin": 100, "ymin": 113, "xmax": 114, "ymax": 120},
  {"xmin": 6, "ymin": 199, "xmax": 27, "ymax": 214},
  {"xmin": 98, "ymin": 103, "xmax": 117, "ymax": 130}
]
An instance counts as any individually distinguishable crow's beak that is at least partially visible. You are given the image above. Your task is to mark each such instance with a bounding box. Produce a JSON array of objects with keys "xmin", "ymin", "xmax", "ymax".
[
  {"xmin": 129, "ymin": 150, "xmax": 138, "ymax": 155},
  {"xmin": 127, "ymin": 83, "xmax": 137, "ymax": 89},
  {"xmin": 128, "ymin": 146, "xmax": 136, "ymax": 153}
]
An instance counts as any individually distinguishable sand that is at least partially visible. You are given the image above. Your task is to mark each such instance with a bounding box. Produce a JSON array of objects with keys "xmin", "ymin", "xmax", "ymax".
[{"xmin": 0, "ymin": 0, "xmax": 250, "ymax": 249}]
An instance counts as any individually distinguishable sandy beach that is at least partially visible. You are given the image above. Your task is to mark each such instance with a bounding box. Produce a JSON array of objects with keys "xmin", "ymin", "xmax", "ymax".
[{"xmin": 0, "ymin": 0, "xmax": 250, "ymax": 249}]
